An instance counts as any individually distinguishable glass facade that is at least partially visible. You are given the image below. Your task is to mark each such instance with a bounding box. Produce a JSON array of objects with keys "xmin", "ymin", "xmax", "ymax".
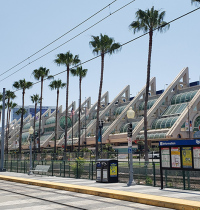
[{"xmin": 11, "ymin": 105, "xmax": 55, "ymax": 121}]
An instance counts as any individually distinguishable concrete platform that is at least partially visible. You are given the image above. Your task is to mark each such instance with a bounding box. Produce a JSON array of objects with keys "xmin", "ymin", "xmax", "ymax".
[{"xmin": 0, "ymin": 172, "xmax": 200, "ymax": 210}]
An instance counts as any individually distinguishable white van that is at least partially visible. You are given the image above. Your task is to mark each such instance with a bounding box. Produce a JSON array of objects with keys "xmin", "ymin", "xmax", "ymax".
[{"xmin": 148, "ymin": 151, "xmax": 160, "ymax": 159}]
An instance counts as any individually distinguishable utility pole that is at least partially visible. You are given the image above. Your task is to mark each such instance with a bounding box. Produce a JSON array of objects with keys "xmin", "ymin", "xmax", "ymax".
[{"xmin": 0, "ymin": 88, "xmax": 6, "ymax": 171}]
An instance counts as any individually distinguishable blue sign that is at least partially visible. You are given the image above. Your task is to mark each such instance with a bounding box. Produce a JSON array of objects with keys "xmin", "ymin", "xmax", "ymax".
[
  {"xmin": 159, "ymin": 139, "xmax": 200, "ymax": 147},
  {"xmin": 128, "ymin": 147, "xmax": 132, "ymax": 154}
]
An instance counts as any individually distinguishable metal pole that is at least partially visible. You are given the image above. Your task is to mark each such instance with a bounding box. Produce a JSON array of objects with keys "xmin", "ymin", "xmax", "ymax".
[
  {"xmin": 28, "ymin": 134, "xmax": 33, "ymax": 175},
  {"xmin": 188, "ymin": 102, "xmax": 191, "ymax": 139},
  {"xmin": 0, "ymin": 88, "xmax": 6, "ymax": 171},
  {"xmin": 127, "ymin": 123, "xmax": 135, "ymax": 186},
  {"xmin": 85, "ymin": 104, "xmax": 87, "ymax": 148},
  {"xmin": 72, "ymin": 101, "xmax": 74, "ymax": 152}
]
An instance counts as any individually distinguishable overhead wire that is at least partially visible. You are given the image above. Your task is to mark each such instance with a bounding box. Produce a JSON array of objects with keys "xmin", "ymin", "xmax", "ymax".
[
  {"xmin": 7, "ymin": 6, "xmax": 200, "ymax": 94},
  {"xmin": 0, "ymin": 0, "xmax": 118, "ymax": 78},
  {"xmin": 0, "ymin": 0, "xmax": 136, "ymax": 83}
]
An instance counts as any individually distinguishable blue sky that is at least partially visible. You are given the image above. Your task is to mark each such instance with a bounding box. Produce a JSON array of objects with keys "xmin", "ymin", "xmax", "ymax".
[{"xmin": 1, "ymin": 0, "xmax": 200, "ymax": 110}]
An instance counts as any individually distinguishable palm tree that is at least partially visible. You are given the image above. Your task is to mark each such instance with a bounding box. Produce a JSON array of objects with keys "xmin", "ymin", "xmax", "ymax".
[
  {"xmin": 31, "ymin": 94, "xmax": 40, "ymax": 153},
  {"xmin": 5, "ymin": 90, "xmax": 16, "ymax": 154},
  {"xmin": 54, "ymin": 51, "xmax": 80, "ymax": 152},
  {"xmin": 129, "ymin": 6, "xmax": 170, "ymax": 162},
  {"xmin": 89, "ymin": 34, "xmax": 121, "ymax": 159},
  {"xmin": 71, "ymin": 66, "xmax": 88, "ymax": 152},
  {"xmin": 32, "ymin": 67, "xmax": 53, "ymax": 152},
  {"xmin": 13, "ymin": 79, "xmax": 33, "ymax": 153},
  {"xmin": 49, "ymin": 79, "xmax": 66, "ymax": 153},
  {"xmin": 191, "ymin": 0, "xmax": 200, "ymax": 3}
]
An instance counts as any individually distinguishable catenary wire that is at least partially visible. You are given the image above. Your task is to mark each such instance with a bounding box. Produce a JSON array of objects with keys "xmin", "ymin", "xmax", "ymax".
[
  {"xmin": 0, "ymin": 0, "xmax": 136, "ymax": 82},
  {"xmin": 4, "ymin": 5, "xmax": 200, "ymax": 94},
  {"xmin": 0, "ymin": 0, "xmax": 118, "ymax": 78}
]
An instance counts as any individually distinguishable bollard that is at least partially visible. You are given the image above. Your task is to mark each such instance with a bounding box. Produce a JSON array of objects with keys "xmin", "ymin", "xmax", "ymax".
[
  {"xmin": 153, "ymin": 162, "xmax": 156, "ymax": 187},
  {"xmin": 63, "ymin": 161, "xmax": 65, "ymax": 177},
  {"xmin": 51, "ymin": 161, "xmax": 54, "ymax": 176},
  {"xmin": 183, "ymin": 170, "xmax": 186, "ymax": 190},
  {"xmin": 92, "ymin": 161, "xmax": 93, "ymax": 180}
]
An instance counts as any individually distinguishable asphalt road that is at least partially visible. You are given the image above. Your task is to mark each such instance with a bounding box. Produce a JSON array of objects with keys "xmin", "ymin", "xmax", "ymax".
[{"xmin": 0, "ymin": 180, "xmax": 170, "ymax": 210}]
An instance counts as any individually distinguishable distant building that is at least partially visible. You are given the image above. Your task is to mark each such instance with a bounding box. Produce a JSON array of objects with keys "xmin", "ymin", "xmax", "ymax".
[{"xmin": 11, "ymin": 105, "xmax": 56, "ymax": 121}]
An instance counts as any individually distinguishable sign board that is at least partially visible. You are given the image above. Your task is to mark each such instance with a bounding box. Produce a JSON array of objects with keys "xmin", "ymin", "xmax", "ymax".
[
  {"xmin": 161, "ymin": 148, "xmax": 170, "ymax": 168},
  {"xmin": 193, "ymin": 147, "xmax": 200, "ymax": 169},
  {"xmin": 171, "ymin": 147, "xmax": 181, "ymax": 168},
  {"xmin": 127, "ymin": 137, "xmax": 132, "ymax": 147},
  {"xmin": 159, "ymin": 139, "xmax": 200, "ymax": 189},
  {"xmin": 182, "ymin": 147, "xmax": 192, "ymax": 168},
  {"xmin": 128, "ymin": 147, "xmax": 132, "ymax": 154},
  {"xmin": 159, "ymin": 139, "xmax": 200, "ymax": 171},
  {"xmin": 110, "ymin": 163, "xmax": 117, "ymax": 177}
]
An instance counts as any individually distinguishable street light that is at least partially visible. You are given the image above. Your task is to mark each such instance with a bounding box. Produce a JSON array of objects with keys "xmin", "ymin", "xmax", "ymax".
[
  {"xmin": 127, "ymin": 107, "xmax": 135, "ymax": 186},
  {"xmin": 28, "ymin": 126, "xmax": 34, "ymax": 175}
]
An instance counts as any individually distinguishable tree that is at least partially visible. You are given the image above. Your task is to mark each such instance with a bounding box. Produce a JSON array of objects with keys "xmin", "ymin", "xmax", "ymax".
[
  {"xmin": 129, "ymin": 6, "xmax": 169, "ymax": 162},
  {"xmin": 13, "ymin": 79, "xmax": 33, "ymax": 153},
  {"xmin": 191, "ymin": 0, "xmax": 200, "ymax": 3},
  {"xmin": 31, "ymin": 94, "xmax": 40, "ymax": 152},
  {"xmin": 32, "ymin": 67, "xmax": 53, "ymax": 152},
  {"xmin": 71, "ymin": 66, "xmax": 88, "ymax": 152},
  {"xmin": 54, "ymin": 51, "xmax": 80, "ymax": 152},
  {"xmin": 5, "ymin": 90, "xmax": 16, "ymax": 154},
  {"xmin": 89, "ymin": 34, "xmax": 121, "ymax": 159},
  {"xmin": 49, "ymin": 79, "xmax": 66, "ymax": 153}
]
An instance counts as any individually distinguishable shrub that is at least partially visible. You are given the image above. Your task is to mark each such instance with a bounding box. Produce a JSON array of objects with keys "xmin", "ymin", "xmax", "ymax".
[{"xmin": 71, "ymin": 157, "xmax": 86, "ymax": 178}]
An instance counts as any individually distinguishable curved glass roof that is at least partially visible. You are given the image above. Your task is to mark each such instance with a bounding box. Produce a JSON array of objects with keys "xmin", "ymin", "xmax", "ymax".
[
  {"xmin": 35, "ymin": 121, "xmax": 40, "ymax": 127},
  {"xmin": 151, "ymin": 116, "xmax": 178, "ymax": 129},
  {"xmin": 194, "ymin": 116, "xmax": 200, "ymax": 132},
  {"xmin": 45, "ymin": 117, "xmax": 55, "ymax": 125},
  {"xmin": 171, "ymin": 90, "xmax": 197, "ymax": 105},
  {"xmin": 59, "ymin": 116, "xmax": 72, "ymax": 130},
  {"xmin": 136, "ymin": 133, "xmax": 166, "ymax": 140},
  {"xmin": 120, "ymin": 122, "xmax": 138, "ymax": 133},
  {"xmin": 162, "ymin": 103, "xmax": 187, "ymax": 116},
  {"xmin": 23, "ymin": 123, "xmax": 30, "ymax": 130},
  {"xmin": 22, "ymin": 132, "xmax": 29, "ymax": 143},
  {"xmin": 113, "ymin": 105, "xmax": 127, "ymax": 115},
  {"xmin": 139, "ymin": 99, "xmax": 157, "ymax": 111}
]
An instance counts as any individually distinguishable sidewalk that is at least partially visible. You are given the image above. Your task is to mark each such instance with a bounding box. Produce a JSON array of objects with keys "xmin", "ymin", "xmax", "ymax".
[{"xmin": 0, "ymin": 172, "xmax": 200, "ymax": 209}]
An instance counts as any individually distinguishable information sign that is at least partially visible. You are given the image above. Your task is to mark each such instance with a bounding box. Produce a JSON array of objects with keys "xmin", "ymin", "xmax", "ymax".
[
  {"xmin": 110, "ymin": 163, "xmax": 117, "ymax": 177},
  {"xmin": 161, "ymin": 148, "xmax": 170, "ymax": 168},
  {"xmin": 171, "ymin": 147, "xmax": 181, "ymax": 168},
  {"xmin": 127, "ymin": 137, "xmax": 132, "ymax": 147},
  {"xmin": 182, "ymin": 147, "xmax": 192, "ymax": 168},
  {"xmin": 193, "ymin": 147, "xmax": 200, "ymax": 169},
  {"xmin": 128, "ymin": 147, "xmax": 132, "ymax": 154}
]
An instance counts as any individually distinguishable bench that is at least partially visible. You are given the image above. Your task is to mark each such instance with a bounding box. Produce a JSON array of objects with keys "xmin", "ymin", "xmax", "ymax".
[{"xmin": 30, "ymin": 165, "xmax": 50, "ymax": 176}]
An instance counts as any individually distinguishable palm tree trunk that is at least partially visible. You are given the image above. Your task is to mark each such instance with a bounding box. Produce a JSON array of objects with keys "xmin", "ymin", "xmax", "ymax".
[
  {"xmin": 144, "ymin": 30, "xmax": 153, "ymax": 162},
  {"xmin": 78, "ymin": 77, "xmax": 82, "ymax": 152},
  {"xmin": 55, "ymin": 89, "xmax": 59, "ymax": 153},
  {"xmin": 95, "ymin": 52, "xmax": 104, "ymax": 160},
  {"xmin": 65, "ymin": 66, "xmax": 69, "ymax": 153},
  {"xmin": 19, "ymin": 89, "xmax": 25, "ymax": 154},
  {"xmin": 39, "ymin": 77, "xmax": 43, "ymax": 153},
  {"xmin": 33, "ymin": 102, "xmax": 37, "ymax": 154}
]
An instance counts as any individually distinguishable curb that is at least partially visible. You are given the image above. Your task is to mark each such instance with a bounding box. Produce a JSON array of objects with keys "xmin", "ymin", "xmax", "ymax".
[{"xmin": 0, "ymin": 175, "xmax": 200, "ymax": 210}]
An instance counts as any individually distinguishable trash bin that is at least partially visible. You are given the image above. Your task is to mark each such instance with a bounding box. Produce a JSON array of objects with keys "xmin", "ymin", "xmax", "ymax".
[{"xmin": 96, "ymin": 159, "xmax": 118, "ymax": 183}]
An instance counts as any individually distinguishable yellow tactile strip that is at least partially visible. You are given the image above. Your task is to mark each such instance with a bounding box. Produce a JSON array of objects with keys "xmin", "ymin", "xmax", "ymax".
[{"xmin": 0, "ymin": 175, "xmax": 200, "ymax": 210}]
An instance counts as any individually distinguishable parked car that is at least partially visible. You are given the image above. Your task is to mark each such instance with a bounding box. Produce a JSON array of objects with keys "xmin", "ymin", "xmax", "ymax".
[
  {"xmin": 144, "ymin": 151, "xmax": 160, "ymax": 159},
  {"xmin": 148, "ymin": 151, "xmax": 160, "ymax": 159}
]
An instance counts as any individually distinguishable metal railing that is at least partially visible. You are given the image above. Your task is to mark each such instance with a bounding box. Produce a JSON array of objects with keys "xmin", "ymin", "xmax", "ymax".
[{"xmin": 4, "ymin": 157, "xmax": 200, "ymax": 190}]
